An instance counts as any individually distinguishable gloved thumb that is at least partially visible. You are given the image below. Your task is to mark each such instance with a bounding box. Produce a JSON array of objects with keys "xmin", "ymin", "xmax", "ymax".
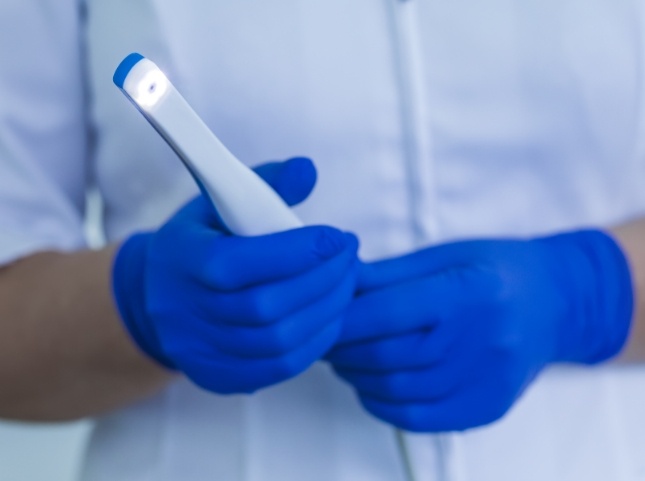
[
  {"xmin": 253, "ymin": 157, "xmax": 317, "ymax": 206},
  {"xmin": 171, "ymin": 157, "xmax": 317, "ymax": 232}
]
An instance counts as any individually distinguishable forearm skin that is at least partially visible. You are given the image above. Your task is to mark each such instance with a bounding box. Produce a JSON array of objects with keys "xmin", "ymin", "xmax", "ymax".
[
  {"xmin": 612, "ymin": 220, "xmax": 645, "ymax": 362},
  {"xmin": 0, "ymin": 247, "xmax": 172, "ymax": 422}
]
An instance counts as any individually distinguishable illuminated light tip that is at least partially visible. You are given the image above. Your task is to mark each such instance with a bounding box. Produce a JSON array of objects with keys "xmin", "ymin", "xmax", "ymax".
[{"xmin": 133, "ymin": 68, "xmax": 169, "ymax": 108}]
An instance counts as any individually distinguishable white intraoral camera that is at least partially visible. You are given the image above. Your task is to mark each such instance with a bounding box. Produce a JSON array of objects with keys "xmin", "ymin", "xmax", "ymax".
[{"xmin": 114, "ymin": 53, "xmax": 303, "ymax": 236}]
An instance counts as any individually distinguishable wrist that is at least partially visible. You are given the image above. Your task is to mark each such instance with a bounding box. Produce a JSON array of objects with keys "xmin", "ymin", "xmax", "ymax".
[
  {"xmin": 112, "ymin": 233, "xmax": 175, "ymax": 370},
  {"xmin": 541, "ymin": 229, "xmax": 634, "ymax": 364}
]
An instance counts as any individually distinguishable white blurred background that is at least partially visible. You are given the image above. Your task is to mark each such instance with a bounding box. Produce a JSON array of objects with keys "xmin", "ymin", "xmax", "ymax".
[{"xmin": 0, "ymin": 421, "xmax": 91, "ymax": 481}]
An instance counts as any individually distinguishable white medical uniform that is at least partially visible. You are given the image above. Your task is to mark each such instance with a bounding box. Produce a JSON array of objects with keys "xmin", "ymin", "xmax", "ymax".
[{"xmin": 2, "ymin": 0, "xmax": 645, "ymax": 480}]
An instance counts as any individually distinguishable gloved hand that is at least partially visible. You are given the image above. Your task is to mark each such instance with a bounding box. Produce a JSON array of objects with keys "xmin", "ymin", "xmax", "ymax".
[
  {"xmin": 327, "ymin": 230, "xmax": 633, "ymax": 432},
  {"xmin": 113, "ymin": 157, "xmax": 360, "ymax": 394}
]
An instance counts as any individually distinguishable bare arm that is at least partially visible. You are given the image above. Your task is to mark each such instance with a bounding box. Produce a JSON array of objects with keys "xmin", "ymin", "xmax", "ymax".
[
  {"xmin": 612, "ymin": 219, "xmax": 645, "ymax": 361},
  {"xmin": 0, "ymin": 247, "xmax": 173, "ymax": 422}
]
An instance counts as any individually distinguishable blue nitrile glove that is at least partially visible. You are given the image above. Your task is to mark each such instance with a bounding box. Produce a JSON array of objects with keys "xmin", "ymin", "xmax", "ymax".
[
  {"xmin": 327, "ymin": 230, "xmax": 633, "ymax": 432},
  {"xmin": 113, "ymin": 157, "xmax": 360, "ymax": 394}
]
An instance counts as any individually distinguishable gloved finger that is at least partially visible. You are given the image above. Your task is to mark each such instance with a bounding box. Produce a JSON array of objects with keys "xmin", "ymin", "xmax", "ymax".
[
  {"xmin": 157, "ymin": 224, "xmax": 358, "ymax": 290},
  {"xmin": 253, "ymin": 157, "xmax": 317, "ymax": 206},
  {"xmin": 336, "ymin": 268, "xmax": 485, "ymax": 345},
  {"xmin": 335, "ymin": 363, "xmax": 462, "ymax": 404},
  {"xmin": 327, "ymin": 324, "xmax": 458, "ymax": 372},
  {"xmin": 179, "ymin": 316, "xmax": 343, "ymax": 394},
  {"xmin": 198, "ymin": 242, "xmax": 359, "ymax": 325},
  {"xmin": 332, "ymin": 331, "xmax": 480, "ymax": 403},
  {"xmin": 169, "ymin": 194, "xmax": 223, "ymax": 228},
  {"xmin": 198, "ymin": 269, "xmax": 357, "ymax": 358},
  {"xmin": 358, "ymin": 241, "xmax": 483, "ymax": 293},
  {"xmin": 202, "ymin": 228, "xmax": 358, "ymax": 291},
  {"xmin": 167, "ymin": 157, "xmax": 316, "ymax": 232}
]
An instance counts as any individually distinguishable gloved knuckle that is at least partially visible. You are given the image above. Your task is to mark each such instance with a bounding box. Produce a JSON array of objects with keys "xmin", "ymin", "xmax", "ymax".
[
  {"xmin": 310, "ymin": 227, "xmax": 346, "ymax": 260},
  {"xmin": 248, "ymin": 291, "xmax": 281, "ymax": 324},
  {"xmin": 265, "ymin": 325, "xmax": 296, "ymax": 354}
]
